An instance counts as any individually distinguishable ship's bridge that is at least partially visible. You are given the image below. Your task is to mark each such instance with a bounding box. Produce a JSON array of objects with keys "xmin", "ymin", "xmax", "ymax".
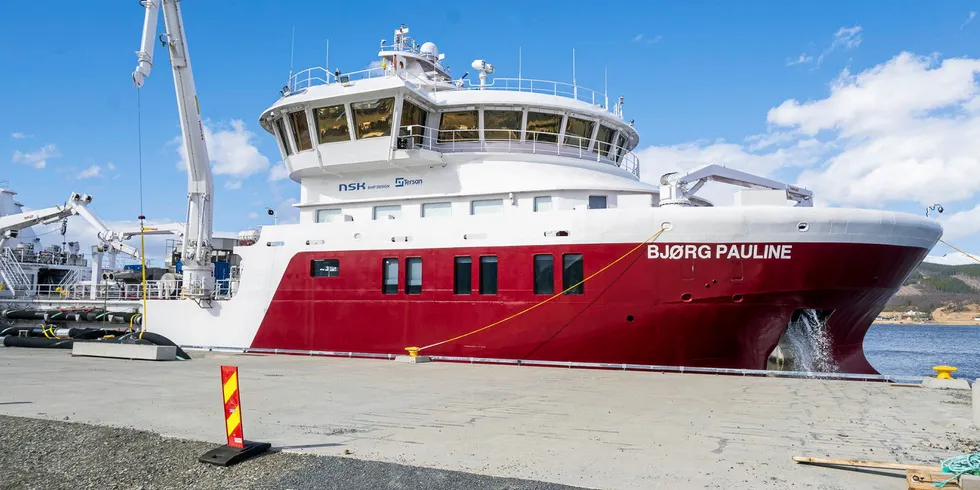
[{"xmin": 258, "ymin": 25, "xmax": 641, "ymax": 183}]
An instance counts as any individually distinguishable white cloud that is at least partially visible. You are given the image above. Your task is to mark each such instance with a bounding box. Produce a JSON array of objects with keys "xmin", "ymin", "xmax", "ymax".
[
  {"xmin": 11, "ymin": 132, "xmax": 31, "ymax": 139},
  {"xmin": 924, "ymin": 252, "xmax": 980, "ymax": 266},
  {"xmin": 268, "ymin": 161, "xmax": 290, "ymax": 182},
  {"xmin": 12, "ymin": 144, "xmax": 60, "ymax": 169},
  {"xmin": 791, "ymin": 25, "xmax": 863, "ymax": 69},
  {"xmin": 786, "ymin": 54, "xmax": 813, "ymax": 67},
  {"xmin": 174, "ymin": 120, "xmax": 271, "ymax": 178},
  {"xmin": 224, "ymin": 180, "xmax": 243, "ymax": 190},
  {"xmin": 962, "ymin": 11, "xmax": 976, "ymax": 29},
  {"xmin": 76, "ymin": 164, "xmax": 103, "ymax": 179},
  {"xmin": 632, "ymin": 34, "xmax": 662, "ymax": 45},
  {"xmin": 107, "ymin": 163, "xmax": 116, "ymax": 171},
  {"xmin": 632, "ymin": 34, "xmax": 643, "ymax": 43},
  {"xmin": 938, "ymin": 204, "xmax": 980, "ymax": 240},
  {"xmin": 247, "ymin": 212, "xmax": 259, "ymax": 219}
]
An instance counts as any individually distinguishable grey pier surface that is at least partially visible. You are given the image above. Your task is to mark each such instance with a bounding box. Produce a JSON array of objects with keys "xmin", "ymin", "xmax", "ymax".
[
  {"xmin": 71, "ymin": 342, "xmax": 176, "ymax": 361},
  {"xmin": 1, "ymin": 348, "xmax": 977, "ymax": 489}
]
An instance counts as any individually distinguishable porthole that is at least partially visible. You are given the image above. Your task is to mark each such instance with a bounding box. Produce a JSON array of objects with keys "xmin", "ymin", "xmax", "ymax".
[
  {"xmin": 626, "ymin": 315, "xmax": 635, "ymax": 322},
  {"xmin": 797, "ymin": 222, "xmax": 809, "ymax": 232},
  {"xmin": 732, "ymin": 294, "xmax": 744, "ymax": 303},
  {"xmin": 661, "ymin": 222, "xmax": 673, "ymax": 231},
  {"xmin": 681, "ymin": 293, "xmax": 692, "ymax": 302}
]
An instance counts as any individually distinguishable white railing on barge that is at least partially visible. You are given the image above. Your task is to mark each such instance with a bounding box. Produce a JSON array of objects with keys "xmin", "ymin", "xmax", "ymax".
[
  {"xmin": 398, "ymin": 126, "xmax": 640, "ymax": 178},
  {"xmin": 32, "ymin": 278, "xmax": 238, "ymax": 301},
  {"xmin": 287, "ymin": 67, "xmax": 613, "ymax": 113}
]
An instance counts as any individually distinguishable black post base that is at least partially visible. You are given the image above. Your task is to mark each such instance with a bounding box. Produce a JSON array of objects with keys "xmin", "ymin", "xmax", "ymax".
[{"xmin": 198, "ymin": 441, "xmax": 271, "ymax": 466}]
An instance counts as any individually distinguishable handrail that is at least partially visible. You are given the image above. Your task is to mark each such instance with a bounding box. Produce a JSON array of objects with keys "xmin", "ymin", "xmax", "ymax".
[
  {"xmin": 33, "ymin": 277, "xmax": 239, "ymax": 301},
  {"xmin": 397, "ymin": 125, "xmax": 640, "ymax": 178}
]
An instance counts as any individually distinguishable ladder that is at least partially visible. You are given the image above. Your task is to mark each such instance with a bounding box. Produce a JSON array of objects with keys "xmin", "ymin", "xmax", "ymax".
[{"xmin": 0, "ymin": 248, "xmax": 31, "ymax": 293}]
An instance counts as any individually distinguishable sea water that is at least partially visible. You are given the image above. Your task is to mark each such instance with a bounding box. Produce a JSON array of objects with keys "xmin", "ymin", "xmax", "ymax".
[{"xmin": 864, "ymin": 324, "xmax": 980, "ymax": 380}]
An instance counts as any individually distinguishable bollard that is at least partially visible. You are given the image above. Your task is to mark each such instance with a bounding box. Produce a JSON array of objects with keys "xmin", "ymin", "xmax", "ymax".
[{"xmin": 199, "ymin": 365, "xmax": 271, "ymax": 466}]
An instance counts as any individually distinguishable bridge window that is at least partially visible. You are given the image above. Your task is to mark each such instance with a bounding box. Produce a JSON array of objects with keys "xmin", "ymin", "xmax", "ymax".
[
  {"xmin": 471, "ymin": 199, "xmax": 503, "ymax": 215},
  {"xmin": 533, "ymin": 196, "xmax": 552, "ymax": 212},
  {"xmin": 596, "ymin": 125, "xmax": 615, "ymax": 157},
  {"xmin": 373, "ymin": 205, "xmax": 402, "ymax": 220},
  {"xmin": 287, "ymin": 110, "xmax": 313, "ymax": 152},
  {"xmin": 484, "ymin": 110, "xmax": 522, "ymax": 141},
  {"xmin": 405, "ymin": 257, "xmax": 422, "ymax": 294},
  {"xmin": 421, "ymin": 202, "xmax": 452, "ymax": 218},
  {"xmin": 479, "ymin": 256, "xmax": 498, "ymax": 295},
  {"xmin": 526, "ymin": 112, "xmax": 562, "ymax": 143},
  {"xmin": 382, "ymin": 258, "xmax": 398, "ymax": 294},
  {"xmin": 588, "ymin": 195, "xmax": 607, "ymax": 209},
  {"xmin": 438, "ymin": 110, "xmax": 479, "ymax": 143},
  {"xmin": 352, "ymin": 97, "xmax": 395, "ymax": 139},
  {"xmin": 310, "ymin": 259, "xmax": 340, "ymax": 277},
  {"xmin": 399, "ymin": 100, "xmax": 428, "ymax": 146},
  {"xmin": 533, "ymin": 254, "xmax": 554, "ymax": 294},
  {"xmin": 274, "ymin": 118, "xmax": 293, "ymax": 156},
  {"xmin": 454, "ymin": 256, "xmax": 472, "ymax": 294},
  {"xmin": 564, "ymin": 117, "xmax": 595, "ymax": 148},
  {"xmin": 563, "ymin": 254, "xmax": 584, "ymax": 295},
  {"xmin": 615, "ymin": 134, "xmax": 627, "ymax": 161},
  {"xmin": 314, "ymin": 104, "xmax": 350, "ymax": 144},
  {"xmin": 315, "ymin": 209, "xmax": 342, "ymax": 223}
]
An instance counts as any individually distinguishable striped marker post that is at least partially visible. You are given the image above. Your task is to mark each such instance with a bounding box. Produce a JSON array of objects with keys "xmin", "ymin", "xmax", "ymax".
[{"xmin": 199, "ymin": 365, "xmax": 270, "ymax": 466}]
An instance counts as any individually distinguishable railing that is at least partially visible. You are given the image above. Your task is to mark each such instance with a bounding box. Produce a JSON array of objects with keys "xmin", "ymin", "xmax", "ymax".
[
  {"xmin": 0, "ymin": 248, "xmax": 31, "ymax": 291},
  {"xmin": 397, "ymin": 126, "xmax": 640, "ymax": 178},
  {"xmin": 33, "ymin": 277, "xmax": 240, "ymax": 301},
  {"xmin": 2, "ymin": 248, "xmax": 88, "ymax": 267},
  {"xmin": 288, "ymin": 66, "xmax": 387, "ymax": 93},
  {"xmin": 462, "ymin": 78, "xmax": 608, "ymax": 107}
]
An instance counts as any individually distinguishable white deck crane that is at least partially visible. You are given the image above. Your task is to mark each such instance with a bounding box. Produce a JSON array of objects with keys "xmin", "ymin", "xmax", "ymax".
[
  {"xmin": 133, "ymin": 0, "xmax": 214, "ymax": 298},
  {"xmin": 0, "ymin": 193, "xmax": 94, "ymax": 250},
  {"xmin": 659, "ymin": 164, "xmax": 814, "ymax": 207}
]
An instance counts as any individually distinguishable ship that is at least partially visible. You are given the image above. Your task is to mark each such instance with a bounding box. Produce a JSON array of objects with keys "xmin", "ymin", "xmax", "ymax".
[{"xmin": 0, "ymin": 3, "xmax": 942, "ymax": 374}]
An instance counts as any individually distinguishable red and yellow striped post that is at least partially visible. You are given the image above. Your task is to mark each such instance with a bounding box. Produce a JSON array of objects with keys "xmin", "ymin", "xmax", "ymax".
[
  {"xmin": 199, "ymin": 365, "xmax": 270, "ymax": 466},
  {"xmin": 221, "ymin": 365, "xmax": 245, "ymax": 449}
]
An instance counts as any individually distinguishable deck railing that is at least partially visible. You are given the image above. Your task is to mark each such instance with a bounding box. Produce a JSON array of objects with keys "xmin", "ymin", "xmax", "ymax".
[{"xmin": 32, "ymin": 278, "xmax": 239, "ymax": 301}]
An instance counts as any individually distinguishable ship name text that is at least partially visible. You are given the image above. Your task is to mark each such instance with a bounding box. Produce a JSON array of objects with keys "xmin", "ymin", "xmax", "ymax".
[{"xmin": 647, "ymin": 244, "xmax": 792, "ymax": 260}]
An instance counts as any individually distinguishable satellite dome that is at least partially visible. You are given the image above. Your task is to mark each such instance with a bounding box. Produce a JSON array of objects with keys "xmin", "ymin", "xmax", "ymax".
[{"xmin": 420, "ymin": 42, "xmax": 439, "ymax": 60}]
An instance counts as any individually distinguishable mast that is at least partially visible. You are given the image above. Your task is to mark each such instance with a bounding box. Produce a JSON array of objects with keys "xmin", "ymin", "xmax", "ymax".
[{"xmin": 133, "ymin": 0, "xmax": 214, "ymax": 298}]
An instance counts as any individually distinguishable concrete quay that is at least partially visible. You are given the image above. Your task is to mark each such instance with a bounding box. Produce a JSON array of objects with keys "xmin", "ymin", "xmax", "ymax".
[{"xmin": 0, "ymin": 348, "xmax": 977, "ymax": 489}]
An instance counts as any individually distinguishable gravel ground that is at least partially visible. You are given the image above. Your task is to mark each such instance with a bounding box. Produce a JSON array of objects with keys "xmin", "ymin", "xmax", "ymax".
[{"xmin": 0, "ymin": 415, "xmax": 586, "ymax": 490}]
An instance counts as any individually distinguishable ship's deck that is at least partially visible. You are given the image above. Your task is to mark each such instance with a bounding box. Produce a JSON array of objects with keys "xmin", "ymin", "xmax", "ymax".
[{"xmin": 0, "ymin": 348, "xmax": 976, "ymax": 489}]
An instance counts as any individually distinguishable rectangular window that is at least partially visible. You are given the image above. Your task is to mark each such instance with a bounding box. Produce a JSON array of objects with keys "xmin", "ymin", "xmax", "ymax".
[
  {"xmin": 315, "ymin": 209, "xmax": 342, "ymax": 223},
  {"xmin": 438, "ymin": 110, "xmax": 479, "ymax": 142},
  {"xmin": 405, "ymin": 257, "xmax": 422, "ymax": 294},
  {"xmin": 588, "ymin": 195, "xmax": 607, "ymax": 209},
  {"xmin": 399, "ymin": 100, "xmax": 428, "ymax": 146},
  {"xmin": 373, "ymin": 205, "xmax": 402, "ymax": 220},
  {"xmin": 314, "ymin": 104, "xmax": 350, "ymax": 144},
  {"xmin": 454, "ymin": 256, "xmax": 472, "ymax": 294},
  {"xmin": 596, "ymin": 125, "xmax": 615, "ymax": 157},
  {"xmin": 421, "ymin": 202, "xmax": 452, "ymax": 218},
  {"xmin": 471, "ymin": 199, "xmax": 503, "ymax": 215},
  {"xmin": 274, "ymin": 118, "xmax": 293, "ymax": 155},
  {"xmin": 564, "ymin": 117, "xmax": 595, "ymax": 148},
  {"xmin": 479, "ymin": 256, "xmax": 498, "ymax": 295},
  {"xmin": 288, "ymin": 110, "xmax": 313, "ymax": 152},
  {"xmin": 533, "ymin": 254, "xmax": 554, "ymax": 295},
  {"xmin": 526, "ymin": 112, "xmax": 562, "ymax": 143},
  {"xmin": 533, "ymin": 196, "xmax": 552, "ymax": 212},
  {"xmin": 484, "ymin": 110, "xmax": 522, "ymax": 141},
  {"xmin": 615, "ymin": 134, "xmax": 627, "ymax": 161},
  {"xmin": 351, "ymin": 97, "xmax": 395, "ymax": 139},
  {"xmin": 563, "ymin": 254, "xmax": 584, "ymax": 295},
  {"xmin": 382, "ymin": 258, "xmax": 398, "ymax": 294},
  {"xmin": 310, "ymin": 259, "xmax": 340, "ymax": 277}
]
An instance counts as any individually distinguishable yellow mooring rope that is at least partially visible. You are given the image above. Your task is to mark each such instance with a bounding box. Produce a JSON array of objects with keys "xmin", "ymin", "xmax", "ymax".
[
  {"xmin": 939, "ymin": 238, "xmax": 980, "ymax": 264},
  {"xmin": 408, "ymin": 227, "xmax": 668, "ymax": 355}
]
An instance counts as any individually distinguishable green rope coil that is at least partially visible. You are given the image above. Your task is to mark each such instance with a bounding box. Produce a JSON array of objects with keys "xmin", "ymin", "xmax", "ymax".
[{"xmin": 935, "ymin": 452, "xmax": 980, "ymax": 488}]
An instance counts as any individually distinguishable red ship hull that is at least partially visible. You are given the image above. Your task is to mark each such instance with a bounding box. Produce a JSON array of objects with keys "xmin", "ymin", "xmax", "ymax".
[{"xmin": 249, "ymin": 241, "xmax": 927, "ymax": 374}]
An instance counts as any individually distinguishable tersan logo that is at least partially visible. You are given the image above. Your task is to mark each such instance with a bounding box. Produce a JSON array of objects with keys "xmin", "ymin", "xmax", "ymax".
[
  {"xmin": 338, "ymin": 182, "xmax": 366, "ymax": 192},
  {"xmin": 395, "ymin": 177, "xmax": 423, "ymax": 188}
]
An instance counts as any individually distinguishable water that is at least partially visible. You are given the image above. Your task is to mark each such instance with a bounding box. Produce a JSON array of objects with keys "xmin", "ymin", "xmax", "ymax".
[
  {"xmin": 864, "ymin": 324, "xmax": 980, "ymax": 380},
  {"xmin": 781, "ymin": 309, "xmax": 838, "ymax": 373}
]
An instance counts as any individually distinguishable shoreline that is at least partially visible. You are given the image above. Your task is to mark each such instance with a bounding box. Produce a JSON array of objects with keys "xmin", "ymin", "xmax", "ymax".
[{"xmin": 873, "ymin": 320, "xmax": 980, "ymax": 326}]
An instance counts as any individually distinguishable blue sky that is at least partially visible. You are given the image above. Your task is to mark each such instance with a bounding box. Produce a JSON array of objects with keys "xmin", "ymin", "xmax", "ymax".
[{"xmin": 2, "ymin": 1, "xmax": 980, "ymax": 263}]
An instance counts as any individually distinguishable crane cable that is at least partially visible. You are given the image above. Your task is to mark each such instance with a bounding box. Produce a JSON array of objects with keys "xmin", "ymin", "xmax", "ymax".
[{"xmin": 136, "ymin": 87, "xmax": 148, "ymax": 338}]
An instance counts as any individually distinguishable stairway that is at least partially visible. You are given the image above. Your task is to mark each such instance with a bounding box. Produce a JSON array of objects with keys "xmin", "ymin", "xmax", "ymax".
[{"xmin": 0, "ymin": 248, "xmax": 31, "ymax": 294}]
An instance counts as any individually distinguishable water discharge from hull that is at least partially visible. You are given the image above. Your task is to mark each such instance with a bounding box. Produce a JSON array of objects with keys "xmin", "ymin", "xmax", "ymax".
[{"xmin": 769, "ymin": 309, "xmax": 839, "ymax": 374}]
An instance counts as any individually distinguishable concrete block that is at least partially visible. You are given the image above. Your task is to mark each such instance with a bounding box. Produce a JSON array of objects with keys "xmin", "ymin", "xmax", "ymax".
[
  {"xmin": 921, "ymin": 377, "xmax": 971, "ymax": 390},
  {"xmin": 962, "ymin": 474, "xmax": 980, "ymax": 490},
  {"xmin": 974, "ymin": 379, "xmax": 979, "ymax": 428},
  {"xmin": 72, "ymin": 342, "xmax": 176, "ymax": 361},
  {"xmin": 395, "ymin": 355, "xmax": 432, "ymax": 364}
]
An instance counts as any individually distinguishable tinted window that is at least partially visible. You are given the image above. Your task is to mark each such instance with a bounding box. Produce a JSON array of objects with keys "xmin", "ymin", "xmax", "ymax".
[
  {"xmin": 406, "ymin": 257, "xmax": 422, "ymax": 294},
  {"xmin": 274, "ymin": 118, "xmax": 293, "ymax": 155},
  {"xmin": 564, "ymin": 117, "xmax": 595, "ymax": 148},
  {"xmin": 533, "ymin": 196, "xmax": 552, "ymax": 212},
  {"xmin": 439, "ymin": 110, "xmax": 479, "ymax": 142},
  {"xmin": 454, "ymin": 257, "xmax": 472, "ymax": 294},
  {"xmin": 382, "ymin": 258, "xmax": 398, "ymax": 294},
  {"xmin": 484, "ymin": 110, "xmax": 522, "ymax": 141},
  {"xmin": 526, "ymin": 112, "xmax": 562, "ymax": 143},
  {"xmin": 288, "ymin": 110, "xmax": 313, "ymax": 152},
  {"xmin": 399, "ymin": 100, "xmax": 427, "ymax": 145},
  {"xmin": 533, "ymin": 255, "xmax": 554, "ymax": 294},
  {"xmin": 596, "ymin": 125, "xmax": 615, "ymax": 157},
  {"xmin": 615, "ymin": 134, "xmax": 627, "ymax": 161},
  {"xmin": 563, "ymin": 254, "xmax": 584, "ymax": 295},
  {"xmin": 351, "ymin": 97, "xmax": 395, "ymax": 139},
  {"xmin": 589, "ymin": 195, "xmax": 607, "ymax": 209},
  {"xmin": 479, "ymin": 256, "xmax": 498, "ymax": 295},
  {"xmin": 316, "ymin": 209, "xmax": 342, "ymax": 223},
  {"xmin": 310, "ymin": 259, "xmax": 339, "ymax": 277},
  {"xmin": 314, "ymin": 104, "xmax": 350, "ymax": 144}
]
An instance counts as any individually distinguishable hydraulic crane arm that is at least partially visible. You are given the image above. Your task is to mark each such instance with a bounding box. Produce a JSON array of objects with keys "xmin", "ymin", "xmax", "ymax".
[
  {"xmin": 133, "ymin": 0, "xmax": 214, "ymax": 296},
  {"xmin": 0, "ymin": 193, "xmax": 92, "ymax": 248},
  {"xmin": 659, "ymin": 164, "xmax": 814, "ymax": 207},
  {"xmin": 69, "ymin": 204, "xmax": 141, "ymax": 259}
]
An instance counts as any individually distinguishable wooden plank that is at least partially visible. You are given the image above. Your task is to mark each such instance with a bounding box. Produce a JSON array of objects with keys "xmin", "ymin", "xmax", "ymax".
[
  {"xmin": 792, "ymin": 456, "xmax": 941, "ymax": 472},
  {"xmin": 907, "ymin": 468, "xmax": 960, "ymax": 489}
]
